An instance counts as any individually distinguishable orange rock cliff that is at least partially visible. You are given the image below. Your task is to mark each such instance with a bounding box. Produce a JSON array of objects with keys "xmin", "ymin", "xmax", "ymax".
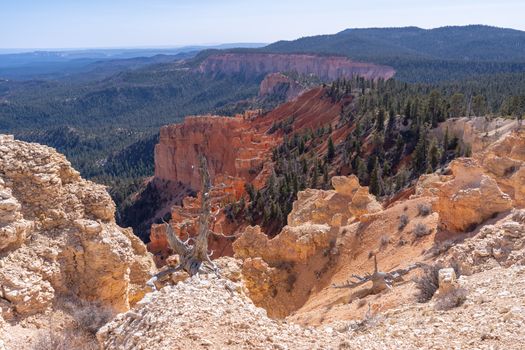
[
  {"xmin": 197, "ymin": 53, "xmax": 396, "ymax": 81},
  {"xmin": 147, "ymin": 87, "xmax": 352, "ymax": 265}
]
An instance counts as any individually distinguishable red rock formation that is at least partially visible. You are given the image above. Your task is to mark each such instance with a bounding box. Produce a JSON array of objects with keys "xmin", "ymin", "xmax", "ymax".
[
  {"xmin": 198, "ymin": 53, "xmax": 395, "ymax": 81},
  {"xmin": 149, "ymin": 87, "xmax": 352, "ymax": 265},
  {"xmin": 259, "ymin": 73, "xmax": 305, "ymax": 101},
  {"xmin": 154, "ymin": 115, "xmax": 278, "ymax": 194}
]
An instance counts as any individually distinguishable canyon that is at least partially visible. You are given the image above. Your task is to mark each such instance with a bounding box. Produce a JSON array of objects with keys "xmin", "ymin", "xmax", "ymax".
[
  {"xmin": 1, "ymin": 80, "xmax": 524, "ymax": 349},
  {"xmin": 98, "ymin": 126, "xmax": 525, "ymax": 349},
  {"xmin": 146, "ymin": 87, "xmax": 352, "ymax": 264},
  {"xmin": 1, "ymin": 113, "xmax": 524, "ymax": 349}
]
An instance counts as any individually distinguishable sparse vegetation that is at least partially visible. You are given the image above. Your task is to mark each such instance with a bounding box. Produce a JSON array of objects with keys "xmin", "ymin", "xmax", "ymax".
[
  {"xmin": 32, "ymin": 300, "xmax": 113, "ymax": 350},
  {"xmin": 414, "ymin": 264, "xmax": 441, "ymax": 303},
  {"xmin": 32, "ymin": 329, "xmax": 99, "ymax": 350},
  {"xmin": 398, "ymin": 214, "xmax": 409, "ymax": 230},
  {"xmin": 414, "ymin": 264, "xmax": 462, "ymax": 303},
  {"xmin": 434, "ymin": 287, "xmax": 468, "ymax": 310},
  {"xmin": 380, "ymin": 235, "xmax": 390, "ymax": 248},
  {"xmin": 417, "ymin": 202, "xmax": 432, "ymax": 216},
  {"xmin": 414, "ymin": 222, "xmax": 431, "ymax": 237}
]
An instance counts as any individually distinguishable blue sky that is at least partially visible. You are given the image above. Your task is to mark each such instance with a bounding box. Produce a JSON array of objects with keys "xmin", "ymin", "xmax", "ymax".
[{"xmin": 1, "ymin": 0, "xmax": 524, "ymax": 49}]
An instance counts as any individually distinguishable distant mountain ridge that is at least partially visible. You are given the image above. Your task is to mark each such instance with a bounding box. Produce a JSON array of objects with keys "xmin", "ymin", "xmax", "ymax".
[
  {"xmin": 263, "ymin": 25, "xmax": 525, "ymax": 62},
  {"xmin": 0, "ymin": 43, "xmax": 267, "ymax": 80}
]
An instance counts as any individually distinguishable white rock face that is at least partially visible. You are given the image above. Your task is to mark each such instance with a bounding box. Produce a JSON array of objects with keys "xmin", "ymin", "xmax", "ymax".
[
  {"xmin": 0, "ymin": 135, "xmax": 155, "ymax": 319},
  {"xmin": 437, "ymin": 268, "xmax": 458, "ymax": 295}
]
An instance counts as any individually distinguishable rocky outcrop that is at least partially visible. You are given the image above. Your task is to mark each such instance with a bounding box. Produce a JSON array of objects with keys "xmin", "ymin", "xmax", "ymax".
[
  {"xmin": 416, "ymin": 158, "xmax": 513, "ymax": 232},
  {"xmin": 259, "ymin": 73, "xmax": 305, "ymax": 101},
  {"xmin": 155, "ymin": 115, "xmax": 277, "ymax": 193},
  {"xmin": 0, "ymin": 135, "xmax": 155, "ymax": 318},
  {"xmin": 288, "ymin": 175, "xmax": 382, "ymax": 227},
  {"xmin": 234, "ymin": 224, "xmax": 333, "ymax": 265},
  {"xmin": 198, "ymin": 53, "xmax": 396, "ymax": 81},
  {"xmin": 233, "ymin": 176, "xmax": 383, "ymax": 318},
  {"xmin": 446, "ymin": 209, "xmax": 525, "ymax": 274},
  {"xmin": 478, "ymin": 130, "xmax": 525, "ymax": 206},
  {"xmin": 435, "ymin": 117, "xmax": 517, "ymax": 153}
]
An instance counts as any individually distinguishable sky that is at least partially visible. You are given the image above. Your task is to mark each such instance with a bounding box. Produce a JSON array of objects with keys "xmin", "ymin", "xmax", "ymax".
[{"xmin": 1, "ymin": 0, "xmax": 525, "ymax": 49}]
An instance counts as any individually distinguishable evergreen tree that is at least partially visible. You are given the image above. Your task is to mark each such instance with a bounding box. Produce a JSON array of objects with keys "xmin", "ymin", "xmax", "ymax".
[
  {"xmin": 311, "ymin": 158, "xmax": 319, "ymax": 188},
  {"xmin": 472, "ymin": 95, "xmax": 487, "ymax": 116},
  {"xmin": 450, "ymin": 93, "xmax": 465, "ymax": 117},
  {"xmin": 442, "ymin": 127, "xmax": 450, "ymax": 163},
  {"xmin": 375, "ymin": 108, "xmax": 385, "ymax": 131},
  {"xmin": 356, "ymin": 156, "xmax": 368, "ymax": 184},
  {"xmin": 428, "ymin": 140, "xmax": 440, "ymax": 172},
  {"xmin": 369, "ymin": 158, "xmax": 382, "ymax": 196},
  {"xmin": 413, "ymin": 125, "xmax": 429, "ymax": 173},
  {"xmin": 326, "ymin": 137, "xmax": 336, "ymax": 162},
  {"xmin": 385, "ymin": 108, "xmax": 396, "ymax": 143},
  {"xmin": 323, "ymin": 163, "xmax": 329, "ymax": 188}
]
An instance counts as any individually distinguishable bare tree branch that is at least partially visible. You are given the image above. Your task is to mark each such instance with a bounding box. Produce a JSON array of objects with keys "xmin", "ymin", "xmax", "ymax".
[
  {"xmin": 332, "ymin": 255, "xmax": 423, "ymax": 297},
  {"xmin": 147, "ymin": 156, "xmax": 220, "ymax": 290}
]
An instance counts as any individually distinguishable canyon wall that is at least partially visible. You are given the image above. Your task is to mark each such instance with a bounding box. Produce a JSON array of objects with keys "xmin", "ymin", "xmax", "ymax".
[
  {"xmin": 258, "ymin": 72, "xmax": 305, "ymax": 101},
  {"xmin": 229, "ymin": 129, "xmax": 525, "ymax": 323},
  {"xmin": 148, "ymin": 88, "xmax": 352, "ymax": 265},
  {"xmin": 197, "ymin": 53, "xmax": 396, "ymax": 81},
  {"xmin": 154, "ymin": 115, "xmax": 278, "ymax": 194}
]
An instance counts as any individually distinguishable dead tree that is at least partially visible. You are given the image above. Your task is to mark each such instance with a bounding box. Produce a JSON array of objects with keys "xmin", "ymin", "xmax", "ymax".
[
  {"xmin": 333, "ymin": 254, "xmax": 422, "ymax": 296},
  {"xmin": 147, "ymin": 156, "xmax": 219, "ymax": 290}
]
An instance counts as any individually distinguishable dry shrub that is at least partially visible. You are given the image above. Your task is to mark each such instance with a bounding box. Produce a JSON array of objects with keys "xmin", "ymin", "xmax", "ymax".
[
  {"xmin": 398, "ymin": 214, "xmax": 409, "ymax": 230},
  {"xmin": 414, "ymin": 222, "xmax": 431, "ymax": 237},
  {"xmin": 397, "ymin": 238, "xmax": 408, "ymax": 246},
  {"xmin": 426, "ymin": 239, "xmax": 457, "ymax": 257},
  {"xmin": 417, "ymin": 202, "xmax": 432, "ymax": 216},
  {"xmin": 380, "ymin": 235, "xmax": 389, "ymax": 248},
  {"xmin": 414, "ymin": 264, "xmax": 441, "ymax": 303},
  {"xmin": 32, "ymin": 300, "xmax": 113, "ymax": 350},
  {"xmin": 32, "ymin": 329, "xmax": 98, "ymax": 350},
  {"xmin": 73, "ymin": 301, "xmax": 113, "ymax": 335},
  {"xmin": 352, "ymin": 304, "xmax": 382, "ymax": 332},
  {"xmin": 435, "ymin": 287, "xmax": 468, "ymax": 311},
  {"xmin": 511, "ymin": 209, "xmax": 525, "ymax": 223},
  {"xmin": 414, "ymin": 264, "xmax": 461, "ymax": 303}
]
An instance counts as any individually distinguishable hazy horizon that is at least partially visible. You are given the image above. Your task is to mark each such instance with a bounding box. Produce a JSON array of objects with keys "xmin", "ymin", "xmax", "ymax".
[{"xmin": 2, "ymin": 0, "xmax": 525, "ymax": 49}]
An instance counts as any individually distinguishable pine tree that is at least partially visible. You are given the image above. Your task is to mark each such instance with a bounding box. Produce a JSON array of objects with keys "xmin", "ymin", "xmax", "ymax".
[
  {"xmin": 428, "ymin": 139, "xmax": 440, "ymax": 173},
  {"xmin": 326, "ymin": 137, "xmax": 335, "ymax": 162},
  {"xmin": 323, "ymin": 163, "xmax": 329, "ymax": 189},
  {"xmin": 450, "ymin": 93, "xmax": 465, "ymax": 117},
  {"xmin": 311, "ymin": 158, "xmax": 319, "ymax": 188},
  {"xmin": 356, "ymin": 157, "xmax": 368, "ymax": 184},
  {"xmin": 441, "ymin": 127, "xmax": 450, "ymax": 163},
  {"xmin": 385, "ymin": 108, "xmax": 396, "ymax": 143},
  {"xmin": 369, "ymin": 159, "xmax": 382, "ymax": 196},
  {"xmin": 375, "ymin": 108, "xmax": 385, "ymax": 132},
  {"xmin": 472, "ymin": 95, "xmax": 487, "ymax": 116},
  {"xmin": 413, "ymin": 126, "xmax": 429, "ymax": 173}
]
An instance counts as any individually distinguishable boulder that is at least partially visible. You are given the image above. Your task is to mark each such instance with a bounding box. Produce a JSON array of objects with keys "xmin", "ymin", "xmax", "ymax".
[
  {"xmin": 437, "ymin": 268, "xmax": 458, "ymax": 295},
  {"xmin": 416, "ymin": 158, "xmax": 512, "ymax": 232}
]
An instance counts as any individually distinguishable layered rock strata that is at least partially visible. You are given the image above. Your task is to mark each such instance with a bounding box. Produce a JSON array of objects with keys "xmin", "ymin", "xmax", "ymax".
[{"xmin": 198, "ymin": 53, "xmax": 396, "ymax": 81}]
